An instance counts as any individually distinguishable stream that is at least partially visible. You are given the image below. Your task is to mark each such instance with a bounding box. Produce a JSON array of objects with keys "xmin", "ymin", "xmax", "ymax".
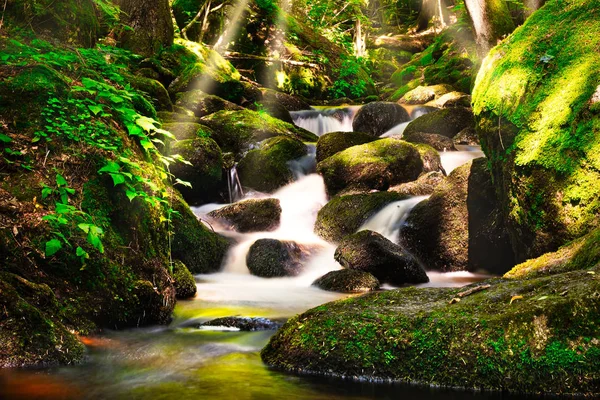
[{"xmin": 0, "ymin": 106, "xmax": 527, "ymax": 400}]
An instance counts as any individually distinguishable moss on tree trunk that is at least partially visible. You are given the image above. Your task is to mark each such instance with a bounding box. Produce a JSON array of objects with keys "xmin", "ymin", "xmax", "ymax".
[{"xmin": 119, "ymin": 0, "xmax": 174, "ymax": 56}]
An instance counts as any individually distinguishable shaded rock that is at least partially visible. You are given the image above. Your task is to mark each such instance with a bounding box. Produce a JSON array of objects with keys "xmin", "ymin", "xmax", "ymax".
[
  {"xmin": 314, "ymin": 192, "xmax": 407, "ymax": 242},
  {"xmin": 399, "ymin": 84, "xmax": 455, "ymax": 105},
  {"xmin": 404, "ymin": 107, "xmax": 475, "ymax": 139},
  {"xmin": 174, "ymin": 90, "xmax": 243, "ymax": 118},
  {"xmin": 373, "ymin": 33, "xmax": 435, "ymax": 53},
  {"xmin": 157, "ymin": 110, "xmax": 199, "ymax": 124},
  {"xmin": 404, "ymin": 132, "xmax": 457, "ymax": 151},
  {"xmin": 313, "ymin": 270, "xmax": 380, "ymax": 293},
  {"xmin": 335, "ymin": 230, "xmax": 429, "ymax": 285},
  {"xmin": 208, "ymin": 198, "xmax": 282, "ymax": 233},
  {"xmin": 260, "ymin": 89, "xmax": 312, "ymax": 111},
  {"xmin": 162, "ymin": 122, "xmax": 208, "ymax": 141},
  {"xmin": 401, "ymin": 159, "xmax": 514, "ymax": 273},
  {"xmin": 168, "ymin": 137, "xmax": 225, "ymax": 204},
  {"xmin": 316, "ymin": 131, "xmax": 375, "ymax": 163},
  {"xmin": 200, "ymin": 109, "xmax": 318, "ymax": 157},
  {"xmin": 200, "ymin": 317, "xmax": 283, "ymax": 331},
  {"xmin": 453, "ymin": 127, "xmax": 480, "ymax": 146},
  {"xmin": 389, "ymin": 171, "xmax": 445, "ymax": 196},
  {"xmin": 128, "ymin": 75, "xmax": 173, "ymax": 111},
  {"xmin": 425, "ymin": 91, "xmax": 472, "ymax": 108},
  {"xmin": 172, "ymin": 260, "xmax": 197, "ymax": 299},
  {"xmin": 246, "ymin": 239, "xmax": 306, "ymax": 278},
  {"xmin": 237, "ymin": 136, "xmax": 307, "ymax": 192},
  {"xmin": 317, "ymin": 139, "xmax": 437, "ymax": 197},
  {"xmin": 352, "ymin": 102, "xmax": 411, "ymax": 137}
]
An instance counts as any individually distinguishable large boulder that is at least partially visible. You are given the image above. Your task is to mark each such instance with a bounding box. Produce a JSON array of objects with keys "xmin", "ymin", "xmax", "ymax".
[
  {"xmin": 399, "ymin": 84, "xmax": 455, "ymax": 105},
  {"xmin": 312, "ymin": 270, "xmax": 380, "ymax": 293},
  {"xmin": 314, "ymin": 192, "xmax": 407, "ymax": 242},
  {"xmin": 403, "ymin": 132, "xmax": 457, "ymax": 151},
  {"xmin": 425, "ymin": 91, "xmax": 472, "ymax": 108},
  {"xmin": 172, "ymin": 260, "xmax": 197, "ymax": 299},
  {"xmin": 317, "ymin": 139, "xmax": 438, "ymax": 197},
  {"xmin": 352, "ymin": 102, "xmax": 411, "ymax": 137},
  {"xmin": 200, "ymin": 109, "xmax": 318, "ymax": 157},
  {"xmin": 128, "ymin": 75, "xmax": 173, "ymax": 111},
  {"xmin": 334, "ymin": 230, "xmax": 429, "ymax": 285},
  {"xmin": 168, "ymin": 137, "xmax": 225, "ymax": 205},
  {"xmin": 174, "ymin": 90, "xmax": 243, "ymax": 117},
  {"xmin": 246, "ymin": 239, "xmax": 305, "ymax": 278},
  {"xmin": 316, "ymin": 131, "xmax": 375, "ymax": 163},
  {"xmin": 237, "ymin": 136, "xmax": 307, "ymax": 192},
  {"xmin": 207, "ymin": 198, "xmax": 282, "ymax": 233},
  {"xmin": 472, "ymin": 0, "xmax": 600, "ymax": 261},
  {"xmin": 403, "ymin": 107, "xmax": 474, "ymax": 139},
  {"xmin": 389, "ymin": 171, "xmax": 445, "ymax": 196},
  {"xmin": 401, "ymin": 158, "xmax": 515, "ymax": 274}
]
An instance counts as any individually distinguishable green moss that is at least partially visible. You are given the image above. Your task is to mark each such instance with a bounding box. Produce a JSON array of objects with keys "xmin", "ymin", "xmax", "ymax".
[
  {"xmin": 316, "ymin": 131, "xmax": 375, "ymax": 163},
  {"xmin": 172, "ymin": 260, "xmax": 197, "ymax": 299},
  {"xmin": 472, "ymin": 0, "xmax": 600, "ymax": 260}
]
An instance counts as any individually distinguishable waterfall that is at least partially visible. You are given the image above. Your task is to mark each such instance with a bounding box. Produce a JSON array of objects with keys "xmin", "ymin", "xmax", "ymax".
[
  {"xmin": 290, "ymin": 106, "xmax": 360, "ymax": 136},
  {"xmin": 287, "ymin": 144, "xmax": 317, "ymax": 179},
  {"xmin": 439, "ymin": 145, "xmax": 485, "ymax": 174},
  {"xmin": 227, "ymin": 166, "xmax": 244, "ymax": 203}
]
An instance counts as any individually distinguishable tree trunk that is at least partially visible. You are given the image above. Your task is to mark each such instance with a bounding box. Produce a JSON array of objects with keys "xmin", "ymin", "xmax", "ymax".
[
  {"xmin": 416, "ymin": 0, "xmax": 449, "ymax": 32},
  {"xmin": 353, "ymin": 19, "xmax": 367, "ymax": 57},
  {"xmin": 464, "ymin": 0, "xmax": 515, "ymax": 56},
  {"xmin": 524, "ymin": 0, "xmax": 546, "ymax": 17},
  {"xmin": 119, "ymin": 0, "xmax": 174, "ymax": 56}
]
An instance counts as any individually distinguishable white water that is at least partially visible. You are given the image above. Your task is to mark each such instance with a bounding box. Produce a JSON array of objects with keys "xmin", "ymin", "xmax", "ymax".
[
  {"xmin": 380, "ymin": 121, "xmax": 410, "ymax": 138},
  {"xmin": 291, "ymin": 107, "xmax": 360, "ymax": 136},
  {"xmin": 440, "ymin": 145, "xmax": 485, "ymax": 173},
  {"xmin": 287, "ymin": 144, "xmax": 317, "ymax": 179}
]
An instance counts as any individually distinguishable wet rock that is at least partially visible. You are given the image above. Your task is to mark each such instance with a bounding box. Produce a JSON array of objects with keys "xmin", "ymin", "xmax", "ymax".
[
  {"xmin": 401, "ymin": 158, "xmax": 514, "ymax": 273},
  {"xmin": 314, "ymin": 192, "xmax": 407, "ymax": 242},
  {"xmin": 389, "ymin": 171, "xmax": 445, "ymax": 196},
  {"xmin": 168, "ymin": 137, "xmax": 225, "ymax": 205},
  {"xmin": 160, "ymin": 122, "xmax": 213, "ymax": 153},
  {"xmin": 246, "ymin": 239, "xmax": 307, "ymax": 278},
  {"xmin": 403, "ymin": 107, "xmax": 475, "ymax": 139},
  {"xmin": 128, "ymin": 75, "xmax": 173, "ymax": 111},
  {"xmin": 317, "ymin": 139, "xmax": 438, "ymax": 197},
  {"xmin": 352, "ymin": 102, "xmax": 411, "ymax": 137},
  {"xmin": 157, "ymin": 110, "xmax": 199, "ymax": 124},
  {"xmin": 172, "ymin": 260, "xmax": 197, "ymax": 299},
  {"xmin": 399, "ymin": 84, "xmax": 455, "ymax": 105},
  {"xmin": 335, "ymin": 230, "xmax": 429, "ymax": 285},
  {"xmin": 316, "ymin": 131, "xmax": 375, "ymax": 163},
  {"xmin": 403, "ymin": 132, "xmax": 457, "ymax": 151},
  {"xmin": 208, "ymin": 198, "xmax": 282, "ymax": 233},
  {"xmin": 174, "ymin": 90, "xmax": 243, "ymax": 118},
  {"xmin": 237, "ymin": 136, "xmax": 307, "ymax": 193},
  {"xmin": 313, "ymin": 270, "xmax": 380, "ymax": 293},
  {"xmin": 453, "ymin": 127, "xmax": 480, "ymax": 146},
  {"xmin": 425, "ymin": 91, "xmax": 472, "ymax": 108},
  {"xmin": 200, "ymin": 317, "xmax": 283, "ymax": 331}
]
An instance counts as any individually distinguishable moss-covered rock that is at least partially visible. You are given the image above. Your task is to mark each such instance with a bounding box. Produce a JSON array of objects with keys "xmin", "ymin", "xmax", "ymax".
[
  {"xmin": 399, "ymin": 84, "xmax": 455, "ymax": 105},
  {"xmin": 389, "ymin": 171, "xmax": 445, "ymax": 196},
  {"xmin": 246, "ymin": 239, "xmax": 305, "ymax": 278},
  {"xmin": 168, "ymin": 137, "xmax": 225, "ymax": 205},
  {"xmin": 316, "ymin": 131, "xmax": 375, "ymax": 163},
  {"xmin": 157, "ymin": 110, "xmax": 199, "ymax": 124},
  {"xmin": 314, "ymin": 192, "xmax": 407, "ymax": 243},
  {"xmin": 162, "ymin": 122, "xmax": 211, "ymax": 141},
  {"xmin": 472, "ymin": 0, "xmax": 600, "ymax": 261},
  {"xmin": 174, "ymin": 90, "xmax": 243, "ymax": 118},
  {"xmin": 316, "ymin": 139, "xmax": 434, "ymax": 197},
  {"xmin": 208, "ymin": 198, "xmax": 282, "ymax": 233},
  {"xmin": 403, "ymin": 132, "xmax": 457, "ymax": 151},
  {"xmin": 200, "ymin": 109, "xmax": 318, "ymax": 157},
  {"xmin": 404, "ymin": 107, "xmax": 475, "ymax": 139},
  {"xmin": 237, "ymin": 136, "xmax": 307, "ymax": 193},
  {"xmin": 262, "ymin": 266, "xmax": 600, "ymax": 395},
  {"xmin": 425, "ymin": 91, "xmax": 472, "ymax": 108},
  {"xmin": 172, "ymin": 260, "xmax": 197, "ymax": 299},
  {"xmin": 312, "ymin": 270, "xmax": 380, "ymax": 294},
  {"xmin": 127, "ymin": 75, "xmax": 173, "ymax": 111},
  {"xmin": 352, "ymin": 102, "xmax": 411, "ymax": 137},
  {"xmin": 401, "ymin": 159, "xmax": 515, "ymax": 274},
  {"xmin": 335, "ymin": 230, "xmax": 429, "ymax": 285}
]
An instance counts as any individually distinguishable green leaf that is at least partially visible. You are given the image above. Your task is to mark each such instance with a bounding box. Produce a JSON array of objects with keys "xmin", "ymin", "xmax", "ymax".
[
  {"xmin": 174, "ymin": 178, "xmax": 192, "ymax": 188},
  {"xmin": 45, "ymin": 239, "xmax": 62, "ymax": 256},
  {"xmin": 76, "ymin": 246, "xmax": 89, "ymax": 259},
  {"xmin": 140, "ymin": 138, "xmax": 154, "ymax": 150},
  {"xmin": 98, "ymin": 161, "xmax": 121, "ymax": 174},
  {"xmin": 0, "ymin": 133, "xmax": 12, "ymax": 143},
  {"xmin": 56, "ymin": 174, "xmax": 68, "ymax": 186},
  {"xmin": 110, "ymin": 95, "xmax": 124, "ymax": 104},
  {"xmin": 125, "ymin": 189, "xmax": 137, "ymax": 201},
  {"xmin": 88, "ymin": 104, "xmax": 103, "ymax": 115},
  {"xmin": 110, "ymin": 173, "xmax": 126, "ymax": 186},
  {"xmin": 56, "ymin": 203, "xmax": 77, "ymax": 214},
  {"xmin": 41, "ymin": 186, "xmax": 53, "ymax": 199},
  {"xmin": 135, "ymin": 116, "xmax": 158, "ymax": 132}
]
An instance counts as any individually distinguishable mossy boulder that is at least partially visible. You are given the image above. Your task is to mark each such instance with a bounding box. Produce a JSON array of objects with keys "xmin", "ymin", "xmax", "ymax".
[
  {"xmin": 403, "ymin": 107, "xmax": 475, "ymax": 139},
  {"xmin": 161, "ymin": 122, "xmax": 211, "ymax": 141},
  {"xmin": 246, "ymin": 239, "xmax": 305, "ymax": 278},
  {"xmin": 472, "ymin": 0, "xmax": 600, "ymax": 261},
  {"xmin": 207, "ymin": 198, "xmax": 282, "ymax": 233},
  {"xmin": 389, "ymin": 171, "xmax": 445, "ymax": 196},
  {"xmin": 425, "ymin": 91, "xmax": 472, "ymax": 108},
  {"xmin": 403, "ymin": 132, "xmax": 457, "ymax": 151},
  {"xmin": 401, "ymin": 159, "xmax": 515, "ymax": 274},
  {"xmin": 237, "ymin": 136, "xmax": 307, "ymax": 193},
  {"xmin": 453, "ymin": 127, "xmax": 480, "ymax": 146},
  {"xmin": 373, "ymin": 33, "xmax": 434, "ymax": 53},
  {"xmin": 171, "ymin": 193, "xmax": 230, "ymax": 274},
  {"xmin": 127, "ymin": 75, "xmax": 173, "ymax": 111},
  {"xmin": 314, "ymin": 192, "xmax": 406, "ymax": 243},
  {"xmin": 399, "ymin": 84, "xmax": 455, "ymax": 105},
  {"xmin": 316, "ymin": 139, "xmax": 436, "ymax": 197},
  {"xmin": 316, "ymin": 131, "xmax": 375, "ymax": 163},
  {"xmin": 312, "ymin": 270, "xmax": 380, "ymax": 294},
  {"xmin": 157, "ymin": 110, "xmax": 199, "ymax": 124},
  {"xmin": 174, "ymin": 90, "xmax": 243, "ymax": 118},
  {"xmin": 172, "ymin": 260, "xmax": 197, "ymax": 299},
  {"xmin": 262, "ymin": 266, "xmax": 600, "ymax": 395},
  {"xmin": 168, "ymin": 137, "xmax": 225, "ymax": 205},
  {"xmin": 352, "ymin": 102, "xmax": 411, "ymax": 137},
  {"xmin": 336, "ymin": 230, "xmax": 428, "ymax": 285},
  {"xmin": 200, "ymin": 109, "xmax": 318, "ymax": 157},
  {"xmin": 260, "ymin": 88, "xmax": 311, "ymax": 111}
]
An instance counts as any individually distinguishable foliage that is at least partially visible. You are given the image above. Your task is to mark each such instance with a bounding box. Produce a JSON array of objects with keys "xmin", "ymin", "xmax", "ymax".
[{"xmin": 330, "ymin": 55, "xmax": 373, "ymax": 99}]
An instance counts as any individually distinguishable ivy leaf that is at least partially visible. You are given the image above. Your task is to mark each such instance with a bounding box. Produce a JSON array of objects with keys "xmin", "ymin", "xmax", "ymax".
[
  {"xmin": 125, "ymin": 189, "xmax": 137, "ymax": 201},
  {"xmin": 41, "ymin": 186, "xmax": 53, "ymax": 199},
  {"xmin": 45, "ymin": 239, "xmax": 62, "ymax": 257},
  {"xmin": 174, "ymin": 178, "xmax": 192, "ymax": 188},
  {"xmin": 76, "ymin": 246, "xmax": 89, "ymax": 259},
  {"xmin": 0, "ymin": 133, "xmax": 12, "ymax": 143},
  {"xmin": 135, "ymin": 116, "xmax": 158, "ymax": 132},
  {"xmin": 98, "ymin": 161, "xmax": 121, "ymax": 174},
  {"xmin": 56, "ymin": 174, "xmax": 68, "ymax": 186},
  {"xmin": 140, "ymin": 138, "xmax": 154, "ymax": 150},
  {"xmin": 88, "ymin": 104, "xmax": 103, "ymax": 115},
  {"xmin": 110, "ymin": 173, "xmax": 126, "ymax": 186}
]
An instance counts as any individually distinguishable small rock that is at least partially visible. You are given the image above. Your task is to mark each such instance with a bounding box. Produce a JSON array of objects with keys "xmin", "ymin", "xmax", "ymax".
[
  {"xmin": 313, "ymin": 270, "xmax": 380, "ymax": 293},
  {"xmin": 208, "ymin": 198, "xmax": 281, "ymax": 233}
]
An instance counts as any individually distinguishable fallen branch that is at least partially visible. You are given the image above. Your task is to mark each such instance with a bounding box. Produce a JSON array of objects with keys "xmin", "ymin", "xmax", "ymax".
[{"xmin": 457, "ymin": 284, "xmax": 491, "ymax": 298}]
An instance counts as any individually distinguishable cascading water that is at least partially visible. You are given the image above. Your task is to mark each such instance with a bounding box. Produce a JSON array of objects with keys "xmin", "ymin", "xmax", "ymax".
[
  {"xmin": 440, "ymin": 145, "xmax": 485, "ymax": 174},
  {"xmin": 226, "ymin": 166, "xmax": 244, "ymax": 203},
  {"xmin": 287, "ymin": 144, "xmax": 317, "ymax": 179},
  {"xmin": 290, "ymin": 106, "xmax": 360, "ymax": 136}
]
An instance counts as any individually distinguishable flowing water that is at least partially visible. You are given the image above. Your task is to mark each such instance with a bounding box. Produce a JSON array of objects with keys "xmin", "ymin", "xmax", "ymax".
[
  {"xmin": 0, "ymin": 107, "xmax": 514, "ymax": 400},
  {"xmin": 291, "ymin": 107, "xmax": 360, "ymax": 136}
]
